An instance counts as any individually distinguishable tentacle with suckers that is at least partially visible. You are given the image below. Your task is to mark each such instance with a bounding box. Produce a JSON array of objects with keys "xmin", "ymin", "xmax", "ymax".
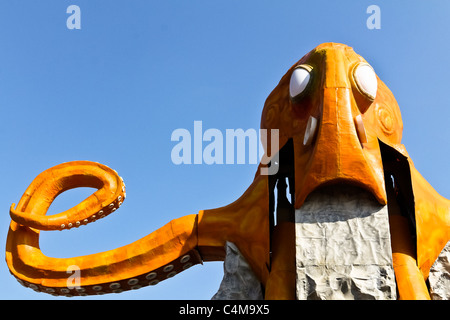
[
  {"xmin": 5, "ymin": 161, "xmax": 202, "ymax": 296},
  {"xmin": 9, "ymin": 161, "xmax": 126, "ymax": 230}
]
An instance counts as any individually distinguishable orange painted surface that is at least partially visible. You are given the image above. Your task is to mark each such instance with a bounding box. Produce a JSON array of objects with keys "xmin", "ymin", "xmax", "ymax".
[
  {"xmin": 409, "ymin": 163, "xmax": 450, "ymax": 280},
  {"xmin": 264, "ymin": 222, "xmax": 296, "ymax": 300},
  {"xmin": 6, "ymin": 161, "xmax": 200, "ymax": 294},
  {"xmin": 5, "ymin": 43, "xmax": 449, "ymax": 299},
  {"xmin": 389, "ymin": 215, "xmax": 430, "ymax": 300}
]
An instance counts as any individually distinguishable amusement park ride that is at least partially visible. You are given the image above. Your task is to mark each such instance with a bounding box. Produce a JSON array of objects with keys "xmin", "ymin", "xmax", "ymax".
[{"xmin": 5, "ymin": 43, "xmax": 450, "ymax": 300}]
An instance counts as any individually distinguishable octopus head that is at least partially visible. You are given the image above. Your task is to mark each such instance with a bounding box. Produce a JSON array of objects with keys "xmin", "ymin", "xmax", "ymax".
[{"xmin": 260, "ymin": 43, "xmax": 405, "ymax": 208}]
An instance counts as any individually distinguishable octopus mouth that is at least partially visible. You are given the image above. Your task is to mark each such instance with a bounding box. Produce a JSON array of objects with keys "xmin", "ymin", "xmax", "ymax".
[
  {"xmin": 269, "ymin": 138, "xmax": 416, "ymax": 236},
  {"xmin": 268, "ymin": 139, "xmax": 418, "ymax": 299}
]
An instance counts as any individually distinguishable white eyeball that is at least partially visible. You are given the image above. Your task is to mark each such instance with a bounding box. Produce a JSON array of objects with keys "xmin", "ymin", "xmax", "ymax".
[
  {"xmin": 353, "ymin": 63, "xmax": 377, "ymax": 100},
  {"xmin": 289, "ymin": 65, "xmax": 312, "ymax": 100}
]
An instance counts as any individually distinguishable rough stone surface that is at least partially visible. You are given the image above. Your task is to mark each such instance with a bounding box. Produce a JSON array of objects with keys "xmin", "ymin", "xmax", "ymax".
[
  {"xmin": 211, "ymin": 242, "xmax": 263, "ymax": 300},
  {"xmin": 429, "ymin": 240, "xmax": 450, "ymax": 300},
  {"xmin": 295, "ymin": 185, "xmax": 397, "ymax": 300}
]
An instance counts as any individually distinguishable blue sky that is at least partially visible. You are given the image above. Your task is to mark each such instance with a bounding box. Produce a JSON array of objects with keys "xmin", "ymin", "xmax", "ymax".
[{"xmin": 0, "ymin": 1, "xmax": 449, "ymax": 300}]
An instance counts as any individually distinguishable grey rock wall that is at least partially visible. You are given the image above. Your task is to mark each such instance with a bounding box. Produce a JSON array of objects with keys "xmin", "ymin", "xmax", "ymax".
[
  {"xmin": 429, "ymin": 240, "xmax": 450, "ymax": 300},
  {"xmin": 211, "ymin": 242, "xmax": 264, "ymax": 300},
  {"xmin": 295, "ymin": 185, "xmax": 397, "ymax": 300}
]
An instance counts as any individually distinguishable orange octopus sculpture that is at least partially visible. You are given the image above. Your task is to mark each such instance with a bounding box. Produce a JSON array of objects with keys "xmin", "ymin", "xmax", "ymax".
[{"xmin": 5, "ymin": 43, "xmax": 450, "ymax": 300}]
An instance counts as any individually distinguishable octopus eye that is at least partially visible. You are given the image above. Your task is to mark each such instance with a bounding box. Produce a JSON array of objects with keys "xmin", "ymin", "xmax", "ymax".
[
  {"xmin": 289, "ymin": 64, "xmax": 312, "ymax": 100},
  {"xmin": 353, "ymin": 63, "xmax": 377, "ymax": 100}
]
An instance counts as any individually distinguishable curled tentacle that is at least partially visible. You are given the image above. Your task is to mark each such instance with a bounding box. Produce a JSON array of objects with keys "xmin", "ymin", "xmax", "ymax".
[
  {"xmin": 5, "ymin": 161, "xmax": 201, "ymax": 296},
  {"xmin": 9, "ymin": 161, "xmax": 126, "ymax": 230}
]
